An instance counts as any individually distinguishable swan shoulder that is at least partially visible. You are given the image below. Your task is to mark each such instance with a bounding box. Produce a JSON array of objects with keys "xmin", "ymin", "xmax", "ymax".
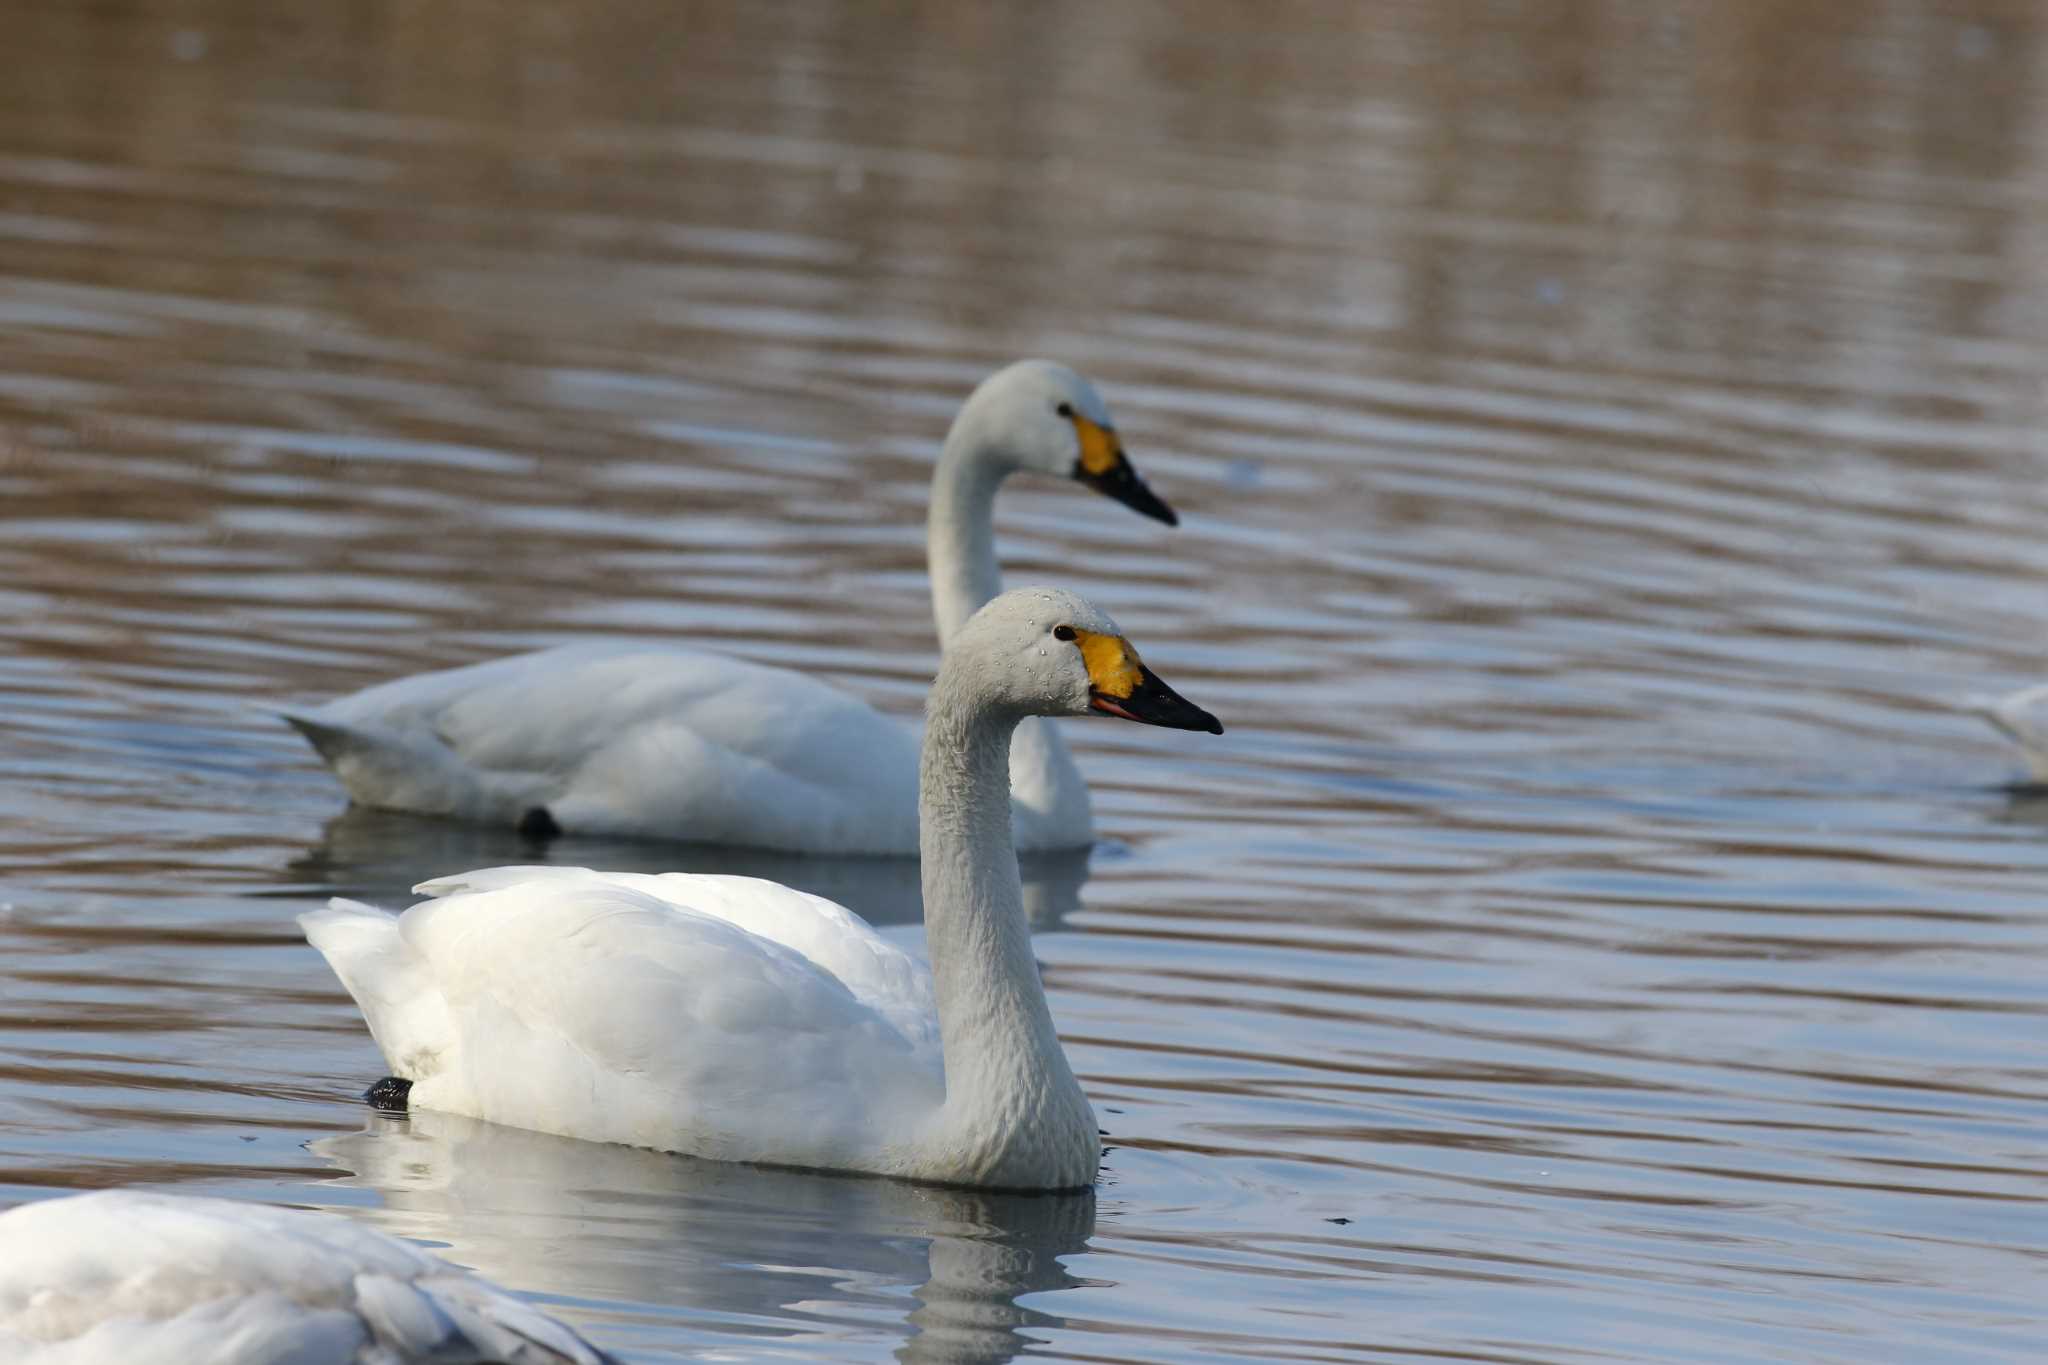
[
  {"xmin": 0, "ymin": 1190, "xmax": 613, "ymax": 1364},
  {"xmin": 285, "ymin": 643, "xmax": 924, "ymax": 846}
]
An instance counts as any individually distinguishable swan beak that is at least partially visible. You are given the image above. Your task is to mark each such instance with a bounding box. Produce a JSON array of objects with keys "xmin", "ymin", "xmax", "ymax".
[
  {"xmin": 1071, "ymin": 414, "xmax": 1177, "ymax": 526},
  {"xmin": 1077, "ymin": 631, "xmax": 1223, "ymax": 734}
]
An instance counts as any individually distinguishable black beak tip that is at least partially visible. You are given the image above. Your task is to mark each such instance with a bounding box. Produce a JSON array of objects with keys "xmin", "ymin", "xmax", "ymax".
[
  {"xmin": 1110, "ymin": 672, "xmax": 1224, "ymax": 735},
  {"xmin": 1120, "ymin": 474, "xmax": 1178, "ymax": 526},
  {"xmin": 1078, "ymin": 463, "xmax": 1180, "ymax": 527}
]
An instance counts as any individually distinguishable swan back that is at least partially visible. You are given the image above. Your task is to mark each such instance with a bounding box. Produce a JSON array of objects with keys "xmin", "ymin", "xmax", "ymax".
[{"xmin": 411, "ymin": 866, "xmax": 938, "ymax": 1050}]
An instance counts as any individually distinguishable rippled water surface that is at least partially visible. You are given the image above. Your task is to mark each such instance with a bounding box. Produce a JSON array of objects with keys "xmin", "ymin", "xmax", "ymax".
[{"xmin": 5, "ymin": 2, "xmax": 2048, "ymax": 1360}]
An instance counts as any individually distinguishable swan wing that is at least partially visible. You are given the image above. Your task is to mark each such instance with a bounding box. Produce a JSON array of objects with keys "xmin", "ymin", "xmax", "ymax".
[
  {"xmin": 300, "ymin": 869, "xmax": 943, "ymax": 1160},
  {"xmin": 0, "ymin": 1190, "xmax": 614, "ymax": 1364},
  {"xmin": 283, "ymin": 642, "xmax": 923, "ymax": 851},
  {"xmin": 412, "ymin": 866, "xmax": 938, "ymax": 1052}
]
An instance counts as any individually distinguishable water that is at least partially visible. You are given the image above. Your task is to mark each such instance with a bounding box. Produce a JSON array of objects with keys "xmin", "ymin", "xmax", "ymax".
[{"xmin": 3, "ymin": 1, "xmax": 2047, "ymax": 1359}]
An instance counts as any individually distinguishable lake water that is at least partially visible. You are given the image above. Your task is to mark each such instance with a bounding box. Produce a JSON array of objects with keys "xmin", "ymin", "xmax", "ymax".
[{"xmin": 3, "ymin": 2, "xmax": 2047, "ymax": 1360}]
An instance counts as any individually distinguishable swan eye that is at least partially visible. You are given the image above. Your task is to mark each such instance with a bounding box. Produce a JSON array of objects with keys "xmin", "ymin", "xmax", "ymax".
[
  {"xmin": 1053, "ymin": 625, "xmax": 1077, "ymax": 642},
  {"xmin": 1055, "ymin": 402, "xmax": 1074, "ymax": 418}
]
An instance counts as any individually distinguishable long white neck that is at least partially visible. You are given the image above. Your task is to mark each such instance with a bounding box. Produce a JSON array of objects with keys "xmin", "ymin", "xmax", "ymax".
[
  {"xmin": 926, "ymin": 418, "xmax": 1009, "ymax": 648},
  {"xmin": 918, "ymin": 666, "xmax": 1096, "ymax": 1187},
  {"xmin": 926, "ymin": 420, "xmax": 1090, "ymax": 845}
]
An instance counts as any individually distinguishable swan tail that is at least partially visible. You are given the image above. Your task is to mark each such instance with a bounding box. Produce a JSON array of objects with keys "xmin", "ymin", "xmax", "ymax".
[
  {"xmin": 277, "ymin": 707, "xmax": 488, "ymax": 819},
  {"xmin": 1966, "ymin": 697, "xmax": 2025, "ymax": 745},
  {"xmin": 357, "ymin": 1269, "xmax": 622, "ymax": 1364},
  {"xmin": 1963, "ymin": 687, "xmax": 2048, "ymax": 781},
  {"xmin": 277, "ymin": 708, "xmax": 362, "ymax": 765},
  {"xmin": 300, "ymin": 899, "xmax": 457, "ymax": 1086}
]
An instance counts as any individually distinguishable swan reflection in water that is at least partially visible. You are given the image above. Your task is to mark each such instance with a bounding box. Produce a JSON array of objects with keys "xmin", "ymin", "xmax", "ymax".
[
  {"xmin": 312, "ymin": 1110, "xmax": 1097, "ymax": 1364},
  {"xmin": 283, "ymin": 805, "xmax": 1093, "ymax": 930}
]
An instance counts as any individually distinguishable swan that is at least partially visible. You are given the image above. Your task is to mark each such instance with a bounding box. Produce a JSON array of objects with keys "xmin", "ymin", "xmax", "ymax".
[
  {"xmin": 0, "ymin": 1189, "xmax": 615, "ymax": 1363},
  {"xmin": 300, "ymin": 587, "xmax": 1221, "ymax": 1191},
  {"xmin": 1967, "ymin": 683, "xmax": 2048, "ymax": 782},
  {"xmin": 280, "ymin": 360, "xmax": 1177, "ymax": 854}
]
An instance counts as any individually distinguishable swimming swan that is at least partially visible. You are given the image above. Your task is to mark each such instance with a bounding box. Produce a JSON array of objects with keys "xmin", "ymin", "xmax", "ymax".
[
  {"xmin": 280, "ymin": 360, "xmax": 1176, "ymax": 854},
  {"xmin": 1966, "ymin": 682, "xmax": 2048, "ymax": 782},
  {"xmin": 300, "ymin": 588, "xmax": 1221, "ymax": 1192},
  {"xmin": 0, "ymin": 1189, "xmax": 615, "ymax": 1363}
]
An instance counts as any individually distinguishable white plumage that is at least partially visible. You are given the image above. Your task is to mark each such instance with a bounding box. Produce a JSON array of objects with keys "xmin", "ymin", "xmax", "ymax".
[
  {"xmin": 281, "ymin": 360, "xmax": 1178, "ymax": 854},
  {"xmin": 0, "ymin": 1190, "xmax": 614, "ymax": 1364},
  {"xmin": 288, "ymin": 644, "xmax": 927, "ymax": 851},
  {"xmin": 303, "ymin": 588, "xmax": 1222, "ymax": 1191},
  {"xmin": 304, "ymin": 866, "xmax": 944, "ymax": 1166}
]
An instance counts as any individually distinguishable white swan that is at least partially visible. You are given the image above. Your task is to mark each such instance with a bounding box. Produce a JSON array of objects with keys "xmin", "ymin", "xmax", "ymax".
[
  {"xmin": 281, "ymin": 360, "xmax": 1177, "ymax": 854},
  {"xmin": 301, "ymin": 588, "xmax": 1221, "ymax": 1191},
  {"xmin": 1967, "ymin": 683, "xmax": 2048, "ymax": 782},
  {"xmin": 0, "ymin": 1189, "xmax": 615, "ymax": 1364}
]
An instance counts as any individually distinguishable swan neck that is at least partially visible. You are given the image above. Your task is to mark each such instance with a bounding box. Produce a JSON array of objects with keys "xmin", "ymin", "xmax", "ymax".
[
  {"xmin": 919, "ymin": 676, "xmax": 1079, "ymax": 1124},
  {"xmin": 926, "ymin": 419, "xmax": 1089, "ymax": 841},
  {"xmin": 927, "ymin": 422, "xmax": 1009, "ymax": 646}
]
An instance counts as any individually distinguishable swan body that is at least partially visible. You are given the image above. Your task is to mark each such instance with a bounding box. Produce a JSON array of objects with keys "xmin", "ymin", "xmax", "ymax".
[
  {"xmin": 303, "ymin": 588, "xmax": 1221, "ymax": 1191},
  {"xmin": 0, "ymin": 1190, "xmax": 614, "ymax": 1364},
  {"xmin": 287, "ymin": 642, "xmax": 928, "ymax": 852},
  {"xmin": 282, "ymin": 360, "xmax": 1177, "ymax": 854},
  {"xmin": 1967, "ymin": 682, "xmax": 2048, "ymax": 782}
]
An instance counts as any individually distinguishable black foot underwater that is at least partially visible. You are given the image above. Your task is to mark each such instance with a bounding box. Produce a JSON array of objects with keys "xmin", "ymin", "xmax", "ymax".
[
  {"xmin": 516, "ymin": 805, "xmax": 562, "ymax": 841},
  {"xmin": 363, "ymin": 1076, "xmax": 412, "ymax": 1112}
]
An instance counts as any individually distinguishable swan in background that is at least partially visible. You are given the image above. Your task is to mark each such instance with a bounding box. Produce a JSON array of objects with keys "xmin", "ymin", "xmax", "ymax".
[
  {"xmin": 0, "ymin": 1189, "xmax": 615, "ymax": 1363},
  {"xmin": 1966, "ymin": 683, "xmax": 2048, "ymax": 782},
  {"xmin": 281, "ymin": 360, "xmax": 1178, "ymax": 854},
  {"xmin": 302, "ymin": 588, "xmax": 1221, "ymax": 1191}
]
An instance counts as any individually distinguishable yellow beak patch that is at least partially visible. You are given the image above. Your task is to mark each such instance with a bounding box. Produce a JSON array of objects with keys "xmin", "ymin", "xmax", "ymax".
[
  {"xmin": 1074, "ymin": 629, "xmax": 1144, "ymax": 700},
  {"xmin": 1072, "ymin": 412, "xmax": 1124, "ymax": 478}
]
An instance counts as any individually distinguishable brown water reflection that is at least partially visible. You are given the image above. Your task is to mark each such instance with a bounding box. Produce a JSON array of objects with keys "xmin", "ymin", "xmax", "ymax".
[{"xmin": 4, "ymin": 1, "xmax": 2048, "ymax": 1360}]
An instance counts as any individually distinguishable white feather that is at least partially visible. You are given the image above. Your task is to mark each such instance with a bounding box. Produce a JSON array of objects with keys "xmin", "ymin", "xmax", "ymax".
[
  {"xmin": 0, "ymin": 1190, "xmax": 614, "ymax": 1364},
  {"xmin": 302, "ymin": 869, "xmax": 943, "ymax": 1167}
]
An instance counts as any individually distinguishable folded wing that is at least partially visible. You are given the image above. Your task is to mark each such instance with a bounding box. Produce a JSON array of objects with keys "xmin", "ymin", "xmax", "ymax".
[{"xmin": 301, "ymin": 865, "xmax": 943, "ymax": 1162}]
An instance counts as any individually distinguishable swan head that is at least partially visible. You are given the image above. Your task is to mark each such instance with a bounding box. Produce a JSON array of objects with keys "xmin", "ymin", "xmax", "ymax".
[
  {"xmin": 953, "ymin": 360, "xmax": 1178, "ymax": 525},
  {"xmin": 949, "ymin": 587, "xmax": 1223, "ymax": 735}
]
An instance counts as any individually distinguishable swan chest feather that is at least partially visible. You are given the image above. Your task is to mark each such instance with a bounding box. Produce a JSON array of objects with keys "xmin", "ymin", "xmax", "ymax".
[{"xmin": 914, "ymin": 1065, "xmax": 1102, "ymax": 1191}]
